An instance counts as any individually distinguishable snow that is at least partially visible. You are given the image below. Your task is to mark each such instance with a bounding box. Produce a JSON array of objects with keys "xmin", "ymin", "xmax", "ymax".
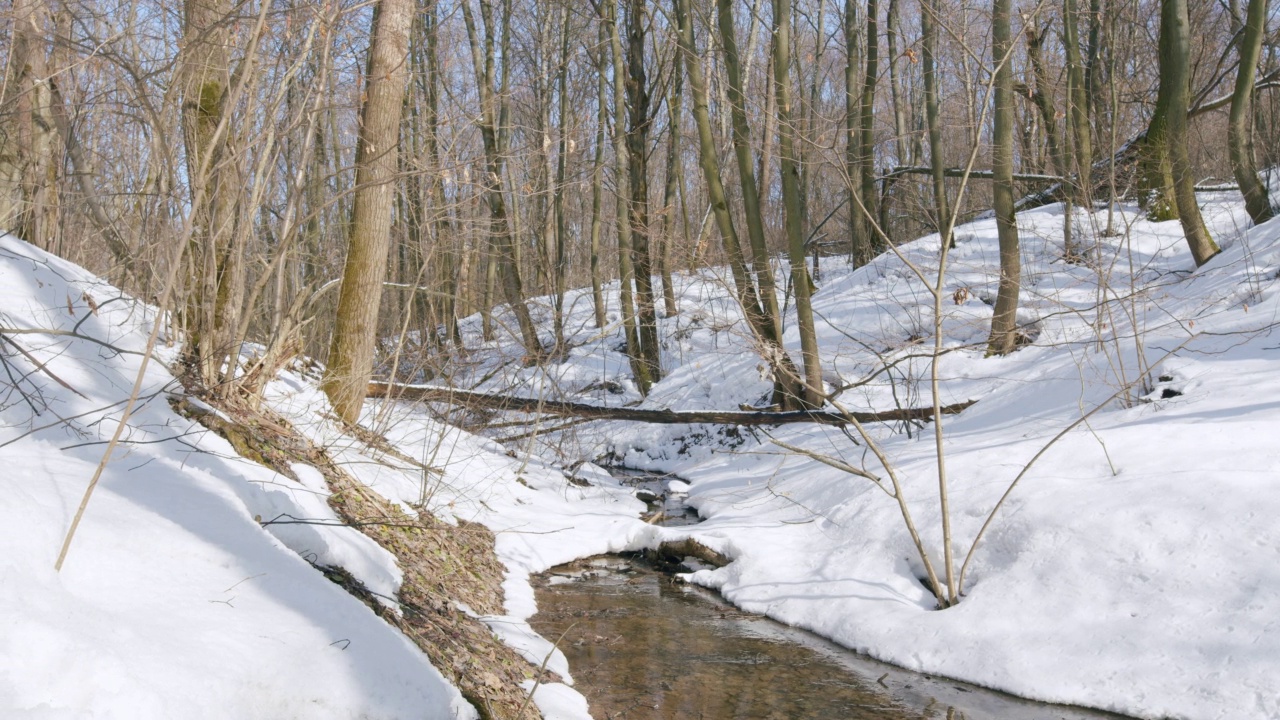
[
  {"xmin": 5, "ymin": 183, "xmax": 1280, "ymax": 720},
  {"xmin": 0, "ymin": 237, "xmax": 475, "ymax": 719},
  {"xmin": 434, "ymin": 191, "xmax": 1280, "ymax": 720}
]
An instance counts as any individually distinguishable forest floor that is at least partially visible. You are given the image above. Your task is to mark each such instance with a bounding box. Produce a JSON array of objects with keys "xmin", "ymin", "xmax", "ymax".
[{"xmin": 3, "ymin": 186, "xmax": 1280, "ymax": 720}]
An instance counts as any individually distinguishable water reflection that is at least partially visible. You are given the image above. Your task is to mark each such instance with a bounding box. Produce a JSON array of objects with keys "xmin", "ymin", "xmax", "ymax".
[{"xmin": 532, "ymin": 558, "xmax": 1126, "ymax": 720}]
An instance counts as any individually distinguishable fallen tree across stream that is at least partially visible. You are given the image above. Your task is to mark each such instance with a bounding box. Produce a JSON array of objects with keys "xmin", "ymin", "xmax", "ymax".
[{"xmin": 367, "ymin": 382, "xmax": 975, "ymax": 427}]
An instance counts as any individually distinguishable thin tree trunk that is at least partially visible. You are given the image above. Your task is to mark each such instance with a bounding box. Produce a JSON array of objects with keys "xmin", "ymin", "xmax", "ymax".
[
  {"xmin": 658, "ymin": 39, "xmax": 682, "ymax": 318},
  {"xmin": 1025, "ymin": 20, "xmax": 1074, "ymax": 255},
  {"xmin": 673, "ymin": 0, "xmax": 807, "ymax": 408},
  {"xmin": 718, "ymin": 0, "xmax": 785, "ymax": 343},
  {"xmin": 552, "ymin": 5, "xmax": 571, "ymax": 347},
  {"xmin": 987, "ymin": 0, "xmax": 1022, "ymax": 357},
  {"xmin": 1064, "ymin": 0, "xmax": 1093, "ymax": 251},
  {"xmin": 773, "ymin": 0, "xmax": 824, "ymax": 406},
  {"xmin": 460, "ymin": 0, "xmax": 541, "ymax": 357},
  {"xmin": 858, "ymin": 0, "xmax": 881, "ymax": 256},
  {"xmin": 921, "ymin": 0, "xmax": 952, "ymax": 244},
  {"xmin": 886, "ymin": 0, "xmax": 910, "ymax": 164},
  {"xmin": 603, "ymin": 0, "xmax": 648, "ymax": 393},
  {"xmin": 323, "ymin": 0, "xmax": 414, "ymax": 423},
  {"xmin": 180, "ymin": 0, "xmax": 246, "ymax": 391},
  {"xmin": 844, "ymin": 0, "xmax": 873, "ymax": 265},
  {"xmin": 589, "ymin": 20, "xmax": 609, "ymax": 330}
]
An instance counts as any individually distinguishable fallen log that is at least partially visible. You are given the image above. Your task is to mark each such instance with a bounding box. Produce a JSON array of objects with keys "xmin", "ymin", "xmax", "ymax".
[{"xmin": 367, "ymin": 382, "xmax": 975, "ymax": 427}]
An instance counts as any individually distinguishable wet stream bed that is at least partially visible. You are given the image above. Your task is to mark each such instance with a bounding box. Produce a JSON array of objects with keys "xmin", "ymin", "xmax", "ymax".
[{"xmin": 530, "ymin": 471, "xmax": 1129, "ymax": 720}]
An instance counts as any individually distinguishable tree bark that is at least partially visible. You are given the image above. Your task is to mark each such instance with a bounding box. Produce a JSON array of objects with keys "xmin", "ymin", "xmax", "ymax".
[
  {"xmin": 658, "ymin": 39, "xmax": 683, "ymax": 318},
  {"xmin": 673, "ymin": 0, "xmax": 807, "ymax": 409},
  {"xmin": 1158, "ymin": 0, "xmax": 1220, "ymax": 266},
  {"xmin": 774, "ymin": 0, "xmax": 825, "ymax": 406},
  {"xmin": 1228, "ymin": 0, "xmax": 1274, "ymax": 225},
  {"xmin": 844, "ymin": 0, "xmax": 874, "ymax": 265},
  {"xmin": 921, "ymin": 0, "xmax": 952, "ymax": 244},
  {"xmin": 625, "ymin": 0, "xmax": 663, "ymax": 388},
  {"xmin": 180, "ymin": 0, "xmax": 247, "ymax": 391},
  {"xmin": 858, "ymin": 0, "xmax": 881, "ymax": 255},
  {"xmin": 717, "ymin": 0, "xmax": 785, "ymax": 344},
  {"xmin": 0, "ymin": 0, "xmax": 55, "ymax": 245},
  {"xmin": 323, "ymin": 0, "xmax": 414, "ymax": 423},
  {"xmin": 460, "ymin": 0, "xmax": 542, "ymax": 357},
  {"xmin": 589, "ymin": 20, "xmax": 610, "ymax": 330},
  {"xmin": 368, "ymin": 381, "xmax": 976, "ymax": 427},
  {"xmin": 603, "ymin": 0, "xmax": 649, "ymax": 393},
  {"xmin": 987, "ymin": 0, "xmax": 1022, "ymax": 356}
]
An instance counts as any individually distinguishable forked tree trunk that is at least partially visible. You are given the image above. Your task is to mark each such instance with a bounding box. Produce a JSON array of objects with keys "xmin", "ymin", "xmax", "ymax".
[
  {"xmin": 717, "ymin": 0, "xmax": 785, "ymax": 344},
  {"xmin": 323, "ymin": 0, "xmax": 414, "ymax": 423},
  {"xmin": 673, "ymin": 0, "xmax": 807, "ymax": 409}
]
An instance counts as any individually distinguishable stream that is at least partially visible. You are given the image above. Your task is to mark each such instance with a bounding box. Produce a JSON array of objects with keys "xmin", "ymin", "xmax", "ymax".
[{"xmin": 530, "ymin": 471, "xmax": 1128, "ymax": 720}]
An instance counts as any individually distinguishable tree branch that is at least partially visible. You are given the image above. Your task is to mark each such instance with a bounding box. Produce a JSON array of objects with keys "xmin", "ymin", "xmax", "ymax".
[{"xmin": 368, "ymin": 382, "xmax": 975, "ymax": 427}]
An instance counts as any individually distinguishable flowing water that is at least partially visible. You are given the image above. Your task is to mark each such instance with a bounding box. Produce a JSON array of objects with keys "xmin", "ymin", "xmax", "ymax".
[{"xmin": 530, "ymin": 471, "xmax": 1128, "ymax": 720}]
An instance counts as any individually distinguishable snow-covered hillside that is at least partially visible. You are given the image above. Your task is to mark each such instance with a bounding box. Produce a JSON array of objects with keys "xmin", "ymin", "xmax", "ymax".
[
  {"xmin": 4, "ymin": 186, "xmax": 1279, "ymax": 720},
  {"xmin": 436, "ymin": 193, "xmax": 1280, "ymax": 720},
  {"xmin": 0, "ymin": 236, "xmax": 647, "ymax": 719}
]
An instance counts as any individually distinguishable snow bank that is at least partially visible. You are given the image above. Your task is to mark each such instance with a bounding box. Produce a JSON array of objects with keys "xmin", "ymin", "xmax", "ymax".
[{"xmin": 0, "ymin": 237, "xmax": 473, "ymax": 719}]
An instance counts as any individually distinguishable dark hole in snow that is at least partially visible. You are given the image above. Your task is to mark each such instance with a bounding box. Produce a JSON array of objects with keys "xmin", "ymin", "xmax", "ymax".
[
  {"xmin": 1160, "ymin": 388, "xmax": 1183, "ymax": 399},
  {"xmin": 1158, "ymin": 375, "xmax": 1174, "ymax": 383}
]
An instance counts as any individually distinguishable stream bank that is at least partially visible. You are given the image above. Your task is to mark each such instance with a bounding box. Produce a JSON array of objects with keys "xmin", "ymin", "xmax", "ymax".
[{"xmin": 530, "ymin": 470, "xmax": 1130, "ymax": 719}]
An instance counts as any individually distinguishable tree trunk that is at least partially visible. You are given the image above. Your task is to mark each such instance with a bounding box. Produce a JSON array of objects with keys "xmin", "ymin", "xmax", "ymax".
[
  {"xmin": 658, "ymin": 41, "xmax": 683, "ymax": 318},
  {"xmin": 589, "ymin": 20, "xmax": 609, "ymax": 330},
  {"xmin": 1158, "ymin": 0, "xmax": 1220, "ymax": 266},
  {"xmin": 180, "ymin": 0, "xmax": 246, "ymax": 392},
  {"xmin": 673, "ymin": 0, "xmax": 807, "ymax": 409},
  {"xmin": 858, "ymin": 0, "xmax": 881, "ymax": 255},
  {"xmin": 1228, "ymin": 0, "xmax": 1274, "ymax": 225},
  {"xmin": 844, "ymin": 0, "xmax": 874, "ymax": 265},
  {"xmin": 773, "ymin": 0, "xmax": 825, "ymax": 406},
  {"xmin": 460, "ymin": 0, "xmax": 541, "ymax": 357},
  {"xmin": 921, "ymin": 0, "xmax": 952, "ymax": 244},
  {"xmin": 717, "ymin": 0, "xmax": 785, "ymax": 344},
  {"xmin": 1025, "ymin": 20, "xmax": 1074, "ymax": 255},
  {"xmin": 552, "ymin": 5, "xmax": 571, "ymax": 347},
  {"xmin": 323, "ymin": 0, "xmax": 414, "ymax": 423},
  {"xmin": 1064, "ymin": 0, "xmax": 1093, "ymax": 251},
  {"xmin": 625, "ymin": 0, "xmax": 663, "ymax": 388},
  {"xmin": 987, "ymin": 0, "xmax": 1022, "ymax": 356},
  {"xmin": 603, "ymin": 0, "xmax": 649, "ymax": 393},
  {"xmin": 886, "ymin": 0, "xmax": 911, "ymax": 165},
  {"xmin": 0, "ymin": 0, "xmax": 55, "ymax": 246}
]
